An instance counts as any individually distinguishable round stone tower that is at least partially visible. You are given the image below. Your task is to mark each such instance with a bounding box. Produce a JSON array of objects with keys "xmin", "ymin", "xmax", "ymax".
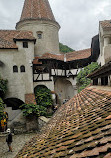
[{"xmin": 16, "ymin": 0, "xmax": 60, "ymax": 56}]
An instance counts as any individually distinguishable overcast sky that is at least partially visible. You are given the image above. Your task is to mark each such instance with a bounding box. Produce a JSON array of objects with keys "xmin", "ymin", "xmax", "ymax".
[{"xmin": 0, "ymin": 0, "xmax": 111, "ymax": 50}]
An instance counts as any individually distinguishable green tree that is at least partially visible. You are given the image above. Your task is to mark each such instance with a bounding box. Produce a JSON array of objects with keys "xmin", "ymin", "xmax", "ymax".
[
  {"xmin": 59, "ymin": 43, "xmax": 74, "ymax": 53},
  {"xmin": 77, "ymin": 62, "xmax": 100, "ymax": 93}
]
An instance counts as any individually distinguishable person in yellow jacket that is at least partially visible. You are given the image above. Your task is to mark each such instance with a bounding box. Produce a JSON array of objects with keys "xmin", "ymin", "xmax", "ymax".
[{"xmin": 1, "ymin": 117, "xmax": 7, "ymax": 132}]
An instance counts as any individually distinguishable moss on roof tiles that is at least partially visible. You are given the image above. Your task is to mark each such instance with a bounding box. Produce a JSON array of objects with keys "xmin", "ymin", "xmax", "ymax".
[{"xmin": 15, "ymin": 86, "xmax": 111, "ymax": 158}]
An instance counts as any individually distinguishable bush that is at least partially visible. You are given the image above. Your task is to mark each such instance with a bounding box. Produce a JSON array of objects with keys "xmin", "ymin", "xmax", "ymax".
[
  {"xmin": 0, "ymin": 76, "xmax": 8, "ymax": 98},
  {"xmin": 77, "ymin": 62, "xmax": 100, "ymax": 92},
  {"xmin": 35, "ymin": 86, "xmax": 53, "ymax": 108},
  {"xmin": 0, "ymin": 98, "xmax": 5, "ymax": 120},
  {"xmin": 20, "ymin": 103, "xmax": 40, "ymax": 118},
  {"xmin": 20, "ymin": 103, "xmax": 47, "ymax": 118},
  {"xmin": 38, "ymin": 105, "xmax": 47, "ymax": 116}
]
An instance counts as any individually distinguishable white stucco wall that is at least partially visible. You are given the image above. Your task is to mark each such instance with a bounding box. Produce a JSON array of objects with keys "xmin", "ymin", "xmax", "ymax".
[
  {"xmin": 33, "ymin": 80, "xmax": 54, "ymax": 92},
  {"xmin": 16, "ymin": 20, "xmax": 60, "ymax": 56},
  {"xmin": 0, "ymin": 41, "xmax": 35, "ymax": 102},
  {"xmin": 99, "ymin": 24, "xmax": 111, "ymax": 66},
  {"xmin": 54, "ymin": 78, "xmax": 76, "ymax": 104}
]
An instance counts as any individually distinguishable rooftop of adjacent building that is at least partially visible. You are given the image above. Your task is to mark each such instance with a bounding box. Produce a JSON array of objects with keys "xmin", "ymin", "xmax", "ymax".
[
  {"xmin": 100, "ymin": 20, "xmax": 111, "ymax": 29},
  {"xmin": 0, "ymin": 30, "xmax": 35, "ymax": 49},
  {"xmin": 15, "ymin": 85, "xmax": 111, "ymax": 158},
  {"xmin": 0, "ymin": 30, "xmax": 91, "ymax": 63},
  {"xmin": 32, "ymin": 49, "xmax": 91, "ymax": 66}
]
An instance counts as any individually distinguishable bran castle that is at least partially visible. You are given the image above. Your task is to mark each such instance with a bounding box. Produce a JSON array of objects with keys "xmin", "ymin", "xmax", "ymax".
[{"xmin": 0, "ymin": 0, "xmax": 110, "ymax": 110}]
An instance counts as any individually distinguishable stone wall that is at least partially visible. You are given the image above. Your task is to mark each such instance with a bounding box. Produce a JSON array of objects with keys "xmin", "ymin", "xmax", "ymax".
[
  {"xmin": 0, "ymin": 41, "xmax": 34, "ymax": 102},
  {"xmin": 9, "ymin": 112, "xmax": 50, "ymax": 134},
  {"xmin": 54, "ymin": 78, "xmax": 76, "ymax": 104},
  {"xmin": 16, "ymin": 20, "xmax": 60, "ymax": 56},
  {"xmin": 25, "ymin": 93, "xmax": 36, "ymax": 104}
]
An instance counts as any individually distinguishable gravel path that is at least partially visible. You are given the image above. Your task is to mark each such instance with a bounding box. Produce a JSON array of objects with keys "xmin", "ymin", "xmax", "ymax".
[{"xmin": 0, "ymin": 133, "xmax": 37, "ymax": 158}]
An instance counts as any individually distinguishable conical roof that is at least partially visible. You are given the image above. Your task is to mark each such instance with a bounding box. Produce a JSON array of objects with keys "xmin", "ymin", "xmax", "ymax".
[{"xmin": 20, "ymin": 0, "xmax": 56, "ymax": 22}]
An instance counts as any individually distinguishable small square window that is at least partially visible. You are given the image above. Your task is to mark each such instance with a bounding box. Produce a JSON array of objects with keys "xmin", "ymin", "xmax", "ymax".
[
  {"xmin": 23, "ymin": 42, "xmax": 28, "ymax": 48},
  {"xmin": 37, "ymin": 34, "xmax": 42, "ymax": 39}
]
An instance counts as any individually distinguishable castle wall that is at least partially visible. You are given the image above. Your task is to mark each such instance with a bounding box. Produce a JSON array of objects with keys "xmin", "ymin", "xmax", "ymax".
[
  {"xmin": 0, "ymin": 41, "xmax": 35, "ymax": 102},
  {"xmin": 99, "ymin": 24, "xmax": 111, "ymax": 66},
  {"xmin": 16, "ymin": 20, "xmax": 60, "ymax": 56},
  {"xmin": 54, "ymin": 78, "xmax": 75, "ymax": 104},
  {"xmin": 33, "ymin": 80, "xmax": 54, "ymax": 91}
]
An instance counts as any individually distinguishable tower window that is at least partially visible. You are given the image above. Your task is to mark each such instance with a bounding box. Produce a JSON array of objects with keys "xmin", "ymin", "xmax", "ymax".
[
  {"xmin": 23, "ymin": 41, "xmax": 28, "ymax": 48},
  {"xmin": 37, "ymin": 31, "xmax": 43, "ymax": 39},
  {"xmin": 20, "ymin": 65, "xmax": 25, "ymax": 72},
  {"xmin": 13, "ymin": 65, "xmax": 18, "ymax": 73}
]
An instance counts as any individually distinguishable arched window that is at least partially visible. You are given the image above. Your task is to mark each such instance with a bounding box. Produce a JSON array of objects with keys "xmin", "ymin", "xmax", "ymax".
[
  {"xmin": 13, "ymin": 65, "xmax": 18, "ymax": 73},
  {"xmin": 20, "ymin": 65, "xmax": 25, "ymax": 72},
  {"xmin": 37, "ymin": 31, "xmax": 43, "ymax": 39}
]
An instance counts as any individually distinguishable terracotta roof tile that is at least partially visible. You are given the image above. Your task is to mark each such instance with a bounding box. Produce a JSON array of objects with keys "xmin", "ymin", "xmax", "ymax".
[
  {"xmin": 15, "ymin": 86, "xmax": 111, "ymax": 158},
  {"xmin": 66, "ymin": 48, "xmax": 91, "ymax": 61},
  {"xmin": 0, "ymin": 30, "xmax": 35, "ymax": 49},
  {"xmin": 20, "ymin": 0, "xmax": 56, "ymax": 22},
  {"xmin": 37, "ymin": 48, "xmax": 91, "ymax": 62},
  {"xmin": 100, "ymin": 20, "xmax": 111, "ymax": 29}
]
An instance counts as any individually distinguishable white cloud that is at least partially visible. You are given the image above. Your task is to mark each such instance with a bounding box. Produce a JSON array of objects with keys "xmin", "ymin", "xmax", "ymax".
[{"xmin": 0, "ymin": 0, "xmax": 111, "ymax": 50}]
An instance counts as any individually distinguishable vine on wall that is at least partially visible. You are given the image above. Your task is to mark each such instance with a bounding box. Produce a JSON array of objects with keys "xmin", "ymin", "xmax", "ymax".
[{"xmin": 77, "ymin": 62, "xmax": 100, "ymax": 93}]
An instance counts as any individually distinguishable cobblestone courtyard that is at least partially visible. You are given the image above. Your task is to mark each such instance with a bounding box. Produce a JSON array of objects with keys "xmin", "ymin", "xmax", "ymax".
[{"xmin": 0, "ymin": 133, "xmax": 37, "ymax": 158}]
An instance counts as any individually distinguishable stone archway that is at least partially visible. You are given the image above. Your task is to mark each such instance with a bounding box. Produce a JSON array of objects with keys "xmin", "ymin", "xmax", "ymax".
[
  {"xmin": 54, "ymin": 78, "xmax": 74, "ymax": 105},
  {"xmin": 34, "ymin": 85, "xmax": 48, "ymax": 95},
  {"xmin": 3, "ymin": 98, "xmax": 24, "ymax": 122},
  {"xmin": 4, "ymin": 98, "xmax": 24, "ymax": 110}
]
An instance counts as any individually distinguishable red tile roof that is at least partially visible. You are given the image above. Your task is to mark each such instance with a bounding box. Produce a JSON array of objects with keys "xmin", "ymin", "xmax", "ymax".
[
  {"xmin": 33, "ymin": 57, "xmax": 42, "ymax": 64},
  {"xmin": 66, "ymin": 48, "xmax": 91, "ymax": 61},
  {"xmin": 20, "ymin": 0, "xmax": 56, "ymax": 22},
  {"xmin": 0, "ymin": 30, "xmax": 35, "ymax": 49},
  {"xmin": 39, "ymin": 52, "xmax": 64, "ymax": 61},
  {"xmin": 100, "ymin": 20, "xmax": 111, "ymax": 29},
  {"xmin": 15, "ymin": 86, "xmax": 111, "ymax": 158},
  {"xmin": 37, "ymin": 48, "xmax": 91, "ymax": 62}
]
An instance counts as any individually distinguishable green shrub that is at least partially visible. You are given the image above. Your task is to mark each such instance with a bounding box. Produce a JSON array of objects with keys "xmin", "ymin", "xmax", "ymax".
[
  {"xmin": 0, "ymin": 98, "xmax": 5, "ymax": 120},
  {"xmin": 38, "ymin": 105, "xmax": 47, "ymax": 116},
  {"xmin": 20, "ymin": 103, "xmax": 47, "ymax": 118},
  {"xmin": 20, "ymin": 103, "xmax": 40, "ymax": 118},
  {"xmin": 0, "ymin": 76, "xmax": 8, "ymax": 98},
  {"xmin": 35, "ymin": 86, "xmax": 53, "ymax": 108},
  {"xmin": 77, "ymin": 62, "xmax": 100, "ymax": 93}
]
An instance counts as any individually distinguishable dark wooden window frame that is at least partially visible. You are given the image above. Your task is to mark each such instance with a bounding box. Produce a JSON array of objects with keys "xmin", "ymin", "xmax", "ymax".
[
  {"xmin": 13, "ymin": 65, "xmax": 18, "ymax": 73},
  {"xmin": 20, "ymin": 65, "xmax": 25, "ymax": 72},
  {"xmin": 23, "ymin": 41, "xmax": 28, "ymax": 48}
]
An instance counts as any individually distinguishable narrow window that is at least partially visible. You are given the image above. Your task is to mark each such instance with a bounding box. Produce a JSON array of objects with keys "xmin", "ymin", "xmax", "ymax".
[
  {"xmin": 93, "ymin": 78, "xmax": 98, "ymax": 85},
  {"xmin": 37, "ymin": 31, "xmax": 43, "ymax": 39},
  {"xmin": 20, "ymin": 65, "xmax": 25, "ymax": 72},
  {"xmin": 23, "ymin": 41, "xmax": 28, "ymax": 48},
  {"xmin": 101, "ymin": 76, "xmax": 108, "ymax": 85},
  {"xmin": 13, "ymin": 65, "xmax": 18, "ymax": 73}
]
